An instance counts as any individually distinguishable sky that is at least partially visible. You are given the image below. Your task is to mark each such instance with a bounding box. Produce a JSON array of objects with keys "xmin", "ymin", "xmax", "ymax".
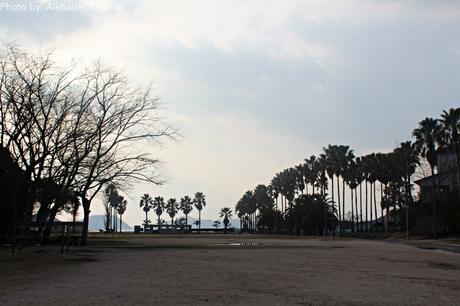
[{"xmin": 1, "ymin": 0, "xmax": 459, "ymax": 226}]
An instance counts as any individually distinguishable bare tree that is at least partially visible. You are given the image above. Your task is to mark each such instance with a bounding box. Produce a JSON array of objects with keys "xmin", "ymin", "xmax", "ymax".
[{"xmin": 0, "ymin": 44, "xmax": 175, "ymax": 243}]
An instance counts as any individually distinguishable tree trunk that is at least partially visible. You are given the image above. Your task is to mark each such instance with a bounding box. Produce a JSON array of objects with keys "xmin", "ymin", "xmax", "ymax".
[
  {"xmin": 342, "ymin": 179, "xmax": 345, "ymax": 234},
  {"xmin": 81, "ymin": 197, "xmax": 91, "ymax": 246},
  {"xmin": 275, "ymin": 197, "xmax": 278, "ymax": 233},
  {"xmin": 336, "ymin": 176, "xmax": 341, "ymax": 236},
  {"xmin": 42, "ymin": 203, "xmax": 60, "ymax": 242},
  {"xmin": 351, "ymin": 187, "xmax": 354, "ymax": 233},
  {"xmin": 331, "ymin": 176, "xmax": 335, "ymax": 237},
  {"xmin": 365, "ymin": 181, "xmax": 368, "ymax": 232},
  {"xmin": 380, "ymin": 182, "xmax": 386, "ymax": 233},
  {"xmin": 323, "ymin": 195, "xmax": 328, "ymax": 236},
  {"xmin": 373, "ymin": 182, "xmax": 378, "ymax": 232},
  {"xmin": 454, "ymin": 141, "xmax": 460, "ymax": 202},
  {"xmin": 359, "ymin": 183, "xmax": 363, "ymax": 232},
  {"xmin": 370, "ymin": 181, "xmax": 373, "ymax": 231},
  {"xmin": 198, "ymin": 210, "xmax": 201, "ymax": 233},
  {"xmin": 431, "ymin": 166, "xmax": 437, "ymax": 238},
  {"xmin": 354, "ymin": 188, "xmax": 358, "ymax": 232}
]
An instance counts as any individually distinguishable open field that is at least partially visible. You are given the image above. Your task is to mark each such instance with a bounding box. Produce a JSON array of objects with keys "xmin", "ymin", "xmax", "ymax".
[{"xmin": 1, "ymin": 234, "xmax": 460, "ymax": 305}]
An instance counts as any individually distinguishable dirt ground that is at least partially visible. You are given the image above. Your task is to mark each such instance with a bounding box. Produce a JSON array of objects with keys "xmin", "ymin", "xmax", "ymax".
[{"xmin": 1, "ymin": 234, "xmax": 460, "ymax": 306}]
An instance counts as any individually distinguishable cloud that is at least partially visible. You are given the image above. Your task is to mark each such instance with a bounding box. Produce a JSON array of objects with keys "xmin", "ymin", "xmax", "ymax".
[{"xmin": 1, "ymin": 0, "xmax": 460, "ymax": 224}]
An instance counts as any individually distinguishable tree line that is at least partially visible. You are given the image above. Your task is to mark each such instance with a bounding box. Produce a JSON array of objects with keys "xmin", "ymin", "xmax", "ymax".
[
  {"xmin": 0, "ymin": 45, "xmax": 174, "ymax": 244},
  {"xmin": 139, "ymin": 192, "xmax": 206, "ymax": 230},
  {"xmin": 235, "ymin": 108, "xmax": 460, "ymax": 237}
]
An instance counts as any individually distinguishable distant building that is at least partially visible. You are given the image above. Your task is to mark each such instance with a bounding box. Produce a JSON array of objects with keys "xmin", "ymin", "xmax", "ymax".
[{"xmin": 414, "ymin": 150, "xmax": 458, "ymax": 203}]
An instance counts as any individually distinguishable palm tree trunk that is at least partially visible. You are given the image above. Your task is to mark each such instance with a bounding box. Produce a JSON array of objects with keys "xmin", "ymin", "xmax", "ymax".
[
  {"xmin": 323, "ymin": 198, "xmax": 328, "ymax": 236},
  {"xmin": 365, "ymin": 181, "xmax": 368, "ymax": 232},
  {"xmin": 199, "ymin": 210, "xmax": 201, "ymax": 233},
  {"xmin": 337, "ymin": 176, "xmax": 341, "ymax": 235},
  {"xmin": 185, "ymin": 213, "xmax": 188, "ymax": 226},
  {"xmin": 331, "ymin": 176, "xmax": 336, "ymax": 236},
  {"xmin": 275, "ymin": 196, "xmax": 279, "ymax": 233},
  {"xmin": 373, "ymin": 182, "xmax": 378, "ymax": 232},
  {"xmin": 119, "ymin": 214, "xmax": 122, "ymax": 233},
  {"xmin": 342, "ymin": 179, "xmax": 345, "ymax": 234},
  {"xmin": 359, "ymin": 183, "xmax": 363, "ymax": 232},
  {"xmin": 370, "ymin": 181, "xmax": 374, "ymax": 231},
  {"xmin": 354, "ymin": 188, "xmax": 358, "ymax": 232},
  {"xmin": 281, "ymin": 196, "xmax": 284, "ymax": 217},
  {"xmin": 431, "ymin": 166, "xmax": 437, "ymax": 238},
  {"xmin": 380, "ymin": 182, "xmax": 386, "ymax": 233},
  {"xmin": 351, "ymin": 187, "xmax": 354, "ymax": 233}
]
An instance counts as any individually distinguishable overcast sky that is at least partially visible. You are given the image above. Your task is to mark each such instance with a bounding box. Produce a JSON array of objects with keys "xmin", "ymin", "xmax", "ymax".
[{"xmin": 1, "ymin": 0, "xmax": 459, "ymax": 225}]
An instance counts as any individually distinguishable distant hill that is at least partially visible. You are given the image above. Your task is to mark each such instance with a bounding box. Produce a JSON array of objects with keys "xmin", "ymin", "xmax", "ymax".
[{"xmin": 89, "ymin": 215, "xmax": 132, "ymax": 232}]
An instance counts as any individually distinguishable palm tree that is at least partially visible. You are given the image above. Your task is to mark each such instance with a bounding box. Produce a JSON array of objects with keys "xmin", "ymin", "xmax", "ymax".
[
  {"xmin": 365, "ymin": 153, "xmax": 378, "ymax": 232},
  {"xmin": 236, "ymin": 190, "xmax": 255, "ymax": 231},
  {"xmin": 438, "ymin": 108, "xmax": 460, "ymax": 200},
  {"xmin": 337, "ymin": 146, "xmax": 355, "ymax": 234},
  {"xmin": 116, "ymin": 198, "xmax": 127, "ymax": 233},
  {"xmin": 104, "ymin": 184, "xmax": 118, "ymax": 232},
  {"xmin": 374, "ymin": 152, "xmax": 390, "ymax": 232},
  {"xmin": 220, "ymin": 207, "xmax": 233, "ymax": 234},
  {"xmin": 355, "ymin": 157, "xmax": 365, "ymax": 232},
  {"xmin": 344, "ymin": 160, "xmax": 358, "ymax": 232},
  {"xmin": 152, "ymin": 196, "xmax": 165, "ymax": 230},
  {"xmin": 193, "ymin": 192, "xmax": 206, "ymax": 232},
  {"xmin": 179, "ymin": 196, "xmax": 193, "ymax": 226},
  {"xmin": 413, "ymin": 117, "xmax": 442, "ymax": 238},
  {"xmin": 139, "ymin": 193, "xmax": 153, "ymax": 228},
  {"xmin": 295, "ymin": 164, "xmax": 305, "ymax": 195},
  {"xmin": 322, "ymin": 146, "xmax": 337, "ymax": 236},
  {"xmin": 394, "ymin": 141, "xmax": 420, "ymax": 237},
  {"xmin": 361, "ymin": 155, "xmax": 371, "ymax": 232},
  {"xmin": 317, "ymin": 154, "xmax": 329, "ymax": 235},
  {"xmin": 270, "ymin": 174, "xmax": 283, "ymax": 231},
  {"xmin": 325, "ymin": 145, "xmax": 354, "ymax": 235},
  {"xmin": 166, "ymin": 198, "xmax": 179, "ymax": 226}
]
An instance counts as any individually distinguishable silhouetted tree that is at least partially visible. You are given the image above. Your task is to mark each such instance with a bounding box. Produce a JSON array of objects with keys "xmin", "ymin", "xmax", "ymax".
[
  {"xmin": 413, "ymin": 117, "xmax": 442, "ymax": 237},
  {"xmin": 220, "ymin": 207, "xmax": 233, "ymax": 234},
  {"xmin": 140, "ymin": 194, "xmax": 153, "ymax": 228},
  {"xmin": 179, "ymin": 196, "xmax": 193, "ymax": 226},
  {"xmin": 166, "ymin": 198, "xmax": 179, "ymax": 225},
  {"xmin": 193, "ymin": 192, "xmax": 206, "ymax": 232}
]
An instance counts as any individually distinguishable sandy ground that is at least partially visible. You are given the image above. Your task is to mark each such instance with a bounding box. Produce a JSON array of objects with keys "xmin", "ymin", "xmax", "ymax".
[{"xmin": 1, "ymin": 234, "xmax": 460, "ymax": 306}]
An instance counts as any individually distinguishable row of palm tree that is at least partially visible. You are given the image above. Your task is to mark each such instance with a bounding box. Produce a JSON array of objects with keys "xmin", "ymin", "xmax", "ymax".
[
  {"xmin": 103, "ymin": 184, "xmax": 128, "ymax": 233},
  {"xmin": 139, "ymin": 192, "xmax": 206, "ymax": 229},
  {"xmin": 235, "ymin": 107, "xmax": 460, "ymax": 237}
]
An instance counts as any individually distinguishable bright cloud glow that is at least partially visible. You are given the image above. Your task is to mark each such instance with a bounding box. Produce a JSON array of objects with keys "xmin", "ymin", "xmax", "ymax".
[{"xmin": 1, "ymin": 0, "xmax": 459, "ymax": 225}]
